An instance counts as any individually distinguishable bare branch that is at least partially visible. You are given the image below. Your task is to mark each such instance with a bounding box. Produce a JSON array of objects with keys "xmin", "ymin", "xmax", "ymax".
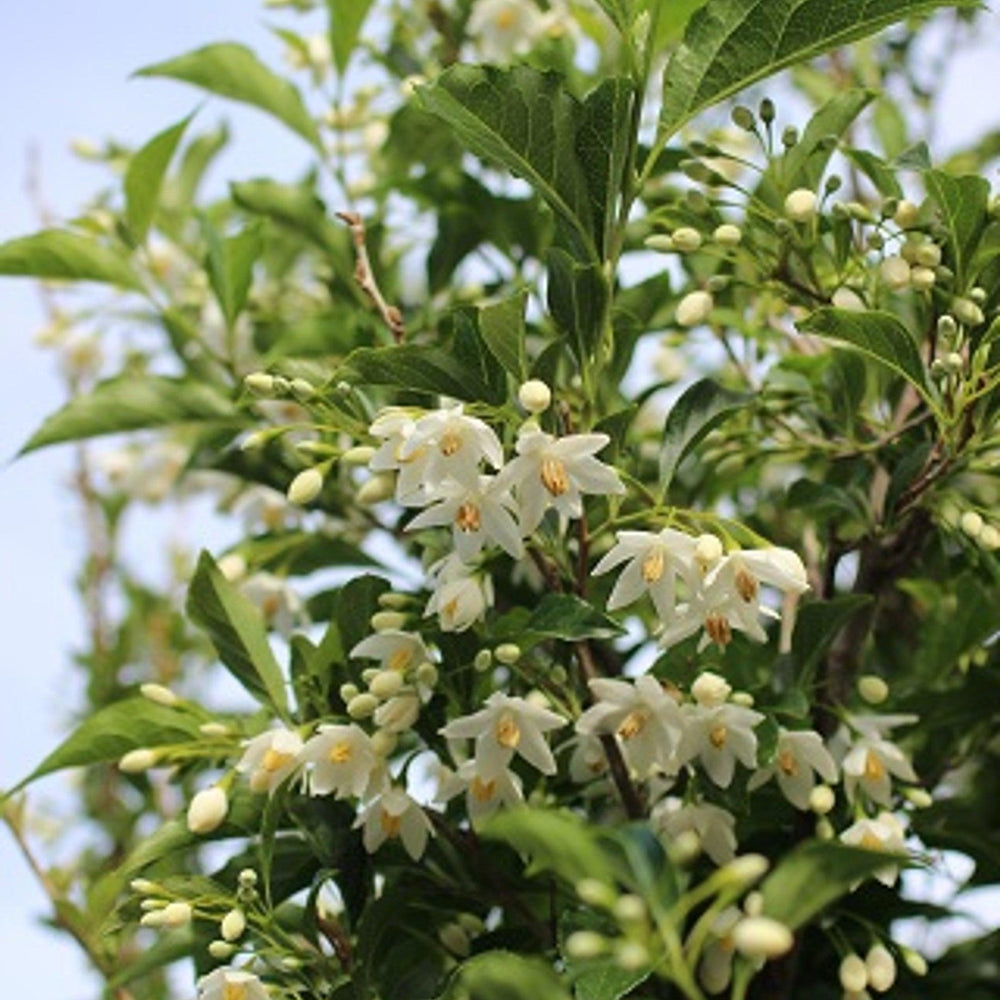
[{"xmin": 336, "ymin": 210, "xmax": 405, "ymax": 343}]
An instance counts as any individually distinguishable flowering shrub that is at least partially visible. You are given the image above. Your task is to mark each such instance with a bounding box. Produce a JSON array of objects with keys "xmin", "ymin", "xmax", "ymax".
[{"xmin": 4, "ymin": 1, "xmax": 1000, "ymax": 999}]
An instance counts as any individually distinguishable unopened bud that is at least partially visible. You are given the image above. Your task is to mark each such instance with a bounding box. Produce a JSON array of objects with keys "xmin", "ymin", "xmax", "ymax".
[
  {"xmin": 238, "ymin": 868, "xmax": 258, "ymax": 888},
  {"xmin": 566, "ymin": 930, "xmax": 607, "ymax": 959},
  {"xmin": 781, "ymin": 125, "xmax": 799, "ymax": 148},
  {"xmin": 671, "ymin": 227, "xmax": 703, "ymax": 253},
  {"xmin": 186, "ymin": 787, "xmax": 229, "ymax": 834},
  {"xmin": 415, "ymin": 661, "xmax": 439, "ymax": 687},
  {"xmin": 880, "ymin": 257, "xmax": 911, "ymax": 290},
  {"xmin": 287, "ymin": 467, "xmax": 323, "ymax": 506},
  {"xmin": 954, "ymin": 297, "xmax": 985, "ymax": 326},
  {"xmin": 815, "ymin": 817, "xmax": 834, "ymax": 840},
  {"xmin": 371, "ymin": 610, "xmax": 407, "ymax": 632},
  {"xmin": 140, "ymin": 683, "xmax": 178, "ymax": 707},
  {"xmin": 373, "ymin": 692, "xmax": 420, "ymax": 732},
  {"xmin": 722, "ymin": 854, "xmax": 769, "ymax": 886},
  {"xmin": 357, "ymin": 473, "xmax": 395, "ymax": 505},
  {"xmin": 615, "ymin": 940, "xmax": 649, "ymax": 971},
  {"xmin": 960, "ymin": 510, "xmax": 984, "ymax": 538},
  {"xmin": 784, "ymin": 188, "xmax": 817, "ymax": 222},
  {"xmin": 644, "ymin": 234, "xmax": 675, "ymax": 253},
  {"xmin": 378, "ymin": 591, "xmax": 412, "ymax": 610},
  {"xmin": 220, "ymin": 908, "xmax": 246, "ymax": 942},
  {"xmin": 911, "ymin": 267, "xmax": 936, "ymax": 290},
  {"xmin": 714, "ymin": 224, "xmax": 742, "ymax": 247},
  {"xmin": 341, "ymin": 445, "xmax": 376, "ymax": 466},
  {"xmin": 289, "ymin": 378, "xmax": 315, "ymax": 401},
  {"xmin": 347, "ymin": 693, "xmax": 379, "ymax": 719},
  {"xmin": 208, "ymin": 940, "xmax": 237, "ymax": 960},
  {"xmin": 494, "ymin": 643, "xmax": 521, "ymax": 665},
  {"xmin": 744, "ymin": 890, "xmax": 764, "ymax": 917},
  {"xmin": 979, "ymin": 524, "xmax": 1000, "ymax": 551},
  {"xmin": 915, "ymin": 243, "xmax": 942, "ymax": 268},
  {"xmin": 613, "ymin": 894, "xmax": 646, "ymax": 924},
  {"xmin": 518, "ymin": 379, "xmax": 552, "ymax": 413},
  {"xmin": 832, "ymin": 287, "xmax": 865, "ymax": 311},
  {"xmin": 691, "ymin": 671, "xmax": 731, "ymax": 708},
  {"xmin": 339, "ymin": 682, "xmax": 359, "ymax": 702},
  {"xmin": 370, "ymin": 730, "xmax": 398, "ymax": 756},
  {"xmin": 676, "ymin": 290, "xmax": 714, "ymax": 327},
  {"xmin": 244, "ymin": 372, "xmax": 276, "ymax": 396},
  {"xmin": 809, "ymin": 785, "xmax": 836, "ymax": 815},
  {"xmin": 131, "ymin": 878, "xmax": 159, "ymax": 894},
  {"xmin": 162, "ymin": 901, "xmax": 193, "ymax": 927},
  {"xmin": 944, "ymin": 351, "xmax": 965, "ymax": 375},
  {"xmin": 901, "ymin": 946, "xmax": 927, "ymax": 976},
  {"xmin": 669, "ymin": 829, "xmax": 702, "ymax": 864},
  {"xmin": 731, "ymin": 691, "xmax": 755, "ymax": 707},
  {"xmin": 731, "ymin": 106, "xmax": 755, "ymax": 131},
  {"xmin": 576, "ymin": 878, "xmax": 616, "ymax": 908},
  {"xmin": 904, "ymin": 787, "xmax": 933, "ymax": 809},
  {"xmin": 119, "ymin": 748, "xmax": 158, "ymax": 773},
  {"xmin": 732, "ymin": 916, "xmax": 794, "ymax": 959},
  {"xmin": 970, "ymin": 286, "xmax": 987, "ymax": 304},
  {"xmin": 140, "ymin": 910, "xmax": 168, "ymax": 927},
  {"xmin": 894, "ymin": 200, "xmax": 919, "ymax": 228},
  {"xmin": 840, "ymin": 954, "xmax": 869, "ymax": 993},
  {"xmin": 858, "ymin": 675, "xmax": 889, "ymax": 705}
]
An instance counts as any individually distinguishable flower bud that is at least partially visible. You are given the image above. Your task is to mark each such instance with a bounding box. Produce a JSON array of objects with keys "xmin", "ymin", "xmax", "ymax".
[
  {"xmin": 910, "ymin": 266, "xmax": 936, "ymax": 291},
  {"xmin": 781, "ymin": 125, "xmax": 799, "ymax": 148},
  {"xmin": 140, "ymin": 683, "xmax": 178, "ymax": 707},
  {"xmin": 816, "ymin": 817, "xmax": 835, "ymax": 840},
  {"xmin": 970, "ymin": 286, "xmax": 987, "ymax": 304},
  {"xmin": 832, "ymin": 287, "xmax": 866, "ymax": 312},
  {"xmin": 217, "ymin": 554, "xmax": 247, "ymax": 582},
  {"xmin": 644, "ymin": 234, "xmax": 675, "ymax": 252},
  {"xmin": 221, "ymin": 908, "xmax": 246, "ymax": 942},
  {"xmin": 208, "ymin": 940, "xmax": 237, "ymax": 960},
  {"xmin": 960, "ymin": 510, "xmax": 984, "ymax": 538},
  {"xmin": 378, "ymin": 591, "xmax": 412, "ymax": 610},
  {"xmin": 953, "ymin": 297, "xmax": 985, "ymax": 326},
  {"xmin": 341, "ymin": 445, "xmax": 376, "ymax": 466},
  {"xmin": 691, "ymin": 670, "xmax": 731, "ymax": 708},
  {"xmin": 518, "ymin": 379, "xmax": 552, "ymax": 413},
  {"xmin": 676, "ymin": 290, "xmax": 714, "ymax": 327},
  {"xmin": 374, "ymin": 692, "xmax": 420, "ymax": 733},
  {"xmin": 721, "ymin": 854, "xmax": 769, "ymax": 887},
  {"xmin": 290, "ymin": 377, "xmax": 315, "ymax": 401},
  {"xmin": 287, "ymin": 467, "xmax": 323, "ymax": 506},
  {"xmin": 839, "ymin": 954, "xmax": 869, "ymax": 993},
  {"xmin": 238, "ymin": 868, "xmax": 258, "ymax": 888},
  {"xmin": 894, "ymin": 200, "xmax": 919, "ymax": 228},
  {"xmin": 339, "ymin": 682, "xmax": 359, "ymax": 702},
  {"xmin": 880, "ymin": 257, "xmax": 911, "ymax": 290},
  {"xmin": 140, "ymin": 910, "xmax": 168, "ymax": 928},
  {"xmin": 694, "ymin": 533, "xmax": 724, "ymax": 571},
  {"xmin": 615, "ymin": 940, "xmax": 649, "ymax": 971},
  {"xmin": 162, "ymin": 901, "xmax": 193, "ymax": 927},
  {"xmin": 131, "ymin": 878, "xmax": 159, "ymax": 894},
  {"xmin": 731, "ymin": 105, "xmax": 756, "ymax": 131},
  {"xmin": 347, "ymin": 693, "xmax": 379, "ymax": 719},
  {"xmin": 361, "ymin": 667, "xmax": 379, "ymax": 685},
  {"xmin": 240, "ymin": 431, "xmax": 270, "ymax": 451},
  {"xmin": 732, "ymin": 916, "xmax": 794, "ymax": 959},
  {"xmin": 668, "ymin": 830, "xmax": 702, "ymax": 864},
  {"xmin": 914, "ymin": 243, "xmax": 942, "ymax": 268},
  {"xmin": 357, "ymin": 473, "xmax": 396, "ymax": 505},
  {"xmin": 576, "ymin": 878, "xmax": 616, "ymax": 908},
  {"xmin": 613, "ymin": 894, "xmax": 646, "ymax": 924},
  {"xmin": 979, "ymin": 524, "xmax": 1000, "ymax": 551},
  {"xmin": 865, "ymin": 944, "xmax": 896, "ymax": 992},
  {"xmin": 731, "ymin": 691, "xmax": 755, "ymax": 707},
  {"xmin": 566, "ymin": 930, "xmax": 607, "ymax": 959},
  {"xmin": 744, "ymin": 890, "xmax": 763, "ymax": 917},
  {"xmin": 944, "ymin": 351, "xmax": 965, "ymax": 375},
  {"xmin": 809, "ymin": 785, "xmax": 836, "ymax": 815},
  {"xmin": 415, "ymin": 661, "xmax": 439, "ymax": 687},
  {"xmin": 494, "ymin": 643, "xmax": 521, "ymax": 665},
  {"xmin": 759, "ymin": 98, "xmax": 776, "ymax": 124},
  {"xmin": 784, "ymin": 188, "xmax": 818, "ymax": 222},
  {"xmin": 438, "ymin": 921, "xmax": 470, "ymax": 956},
  {"xmin": 901, "ymin": 946, "xmax": 927, "ymax": 976},
  {"xmin": 244, "ymin": 372, "xmax": 276, "ymax": 396},
  {"xmin": 671, "ymin": 227, "xmax": 703, "ymax": 253},
  {"xmin": 713, "ymin": 224, "xmax": 742, "ymax": 247},
  {"xmin": 858, "ymin": 675, "xmax": 889, "ymax": 705},
  {"xmin": 371, "ymin": 610, "xmax": 407, "ymax": 632},
  {"xmin": 119, "ymin": 748, "xmax": 158, "ymax": 773},
  {"xmin": 368, "ymin": 669, "xmax": 404, "ymax": 699},
  {"xmin": 904, "ymin": 787, "xmax": 933, "ymax": 809},
  {"xmin": 186, "ymin": 787, "xmax": 229, "ymax": 834}
]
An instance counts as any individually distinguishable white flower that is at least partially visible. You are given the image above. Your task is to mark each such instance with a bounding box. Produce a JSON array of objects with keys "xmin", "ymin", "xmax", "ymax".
[
  {"xmin": 841, "ymin": 725, "xmax": 917, "ymax": 806},
  {"xmin": 197, "ymin": 967, "xmax": 269, "ymax": 1000},
  {"xmin": 437, "ymin": 758, "xmax": 524, "ymax": 821},
  {"xmin": 576, "ymin": 676, "xmax": 684, "ymax": 778},
  {"xmin": 496, "ymin": 429, "xmax": 624, "ymax": 536},
  {"xmin": 300, "ymin": 724, "xmax": 377, "ymax": 799},
  {"xmin": 373, "ymin": 691, "xmax": 421, "ymax": 733},
  {"xmin": 691, "ymin": 671, "xmax": 732, "ymax": 708},
  {"xmin": 840, "ymin": 811, "xmax": 907, "ymax": 886},
  {"xmin": 748, "ymin": 729, "xmax": 838, "ymax": 810},
  {"xmin": 678, "ymin": 703, "xmax": 764, "ymax": 788},
  {"xmin": 467, "ymin": 0, "xmax": 545, "ymax": 61},
  {"xmin": 425, "ymin": 555, "xmax": 494, "ymax": 632},
  {"xmin": 240, "ymin": 572, "xmax": 306, "ymax": 637},
  {"xmin": 368, "ymin": 407, "xmax": 424, "ymax": 502},
  {"xmin": 356, "ymin": 786, "xmax": 433, "ymax": 860},
  {"xmin": 441, "ymin": 691, "xmax": 567, "ymax": 778},
  {"xmin": 237, "ymin": 728, "xmax": 304, "ymax": 794},
  {"xmin": 568, "ymin": 733, "xmax": 609, "ymax": 783},
  {"xmin": 592, "ymin": 529, "xmax": 699, "ymax": 621},
  {"xmin": 406, "ymin": 476, "xmax": 523, "ymax": 560},
  {"xmin": 233, "ymin": 484, "xmax": 301, "ymax": 534},
  {"xmin": 653, "ymin": 797, "xmax": 737, "ymax": 865},
  {"xmin": 397, "ymin": 404, "xmax": 503, "ymax": 496},
  {"xmin": 350, "ymin": 630, "xmax": 430, "ymax": 675},
  {"xmin": 698, "ymin": 907, "xmax": 741, "ymax": 994}
]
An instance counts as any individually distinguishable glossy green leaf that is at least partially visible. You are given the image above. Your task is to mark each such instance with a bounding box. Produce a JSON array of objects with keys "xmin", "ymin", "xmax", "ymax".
[
  {"xmin": 137, "ymin": 43, "xmax": 321, "ymax": 149},
  {"xmin": 791, "ymin": 593, "xmax": 873, "ymax": 677},
  {"xmin": 124, "ymin": 113, "xmax": 193, "ymax": 243},
  {"xmin": 524, "ymin": 593, "xmax": 626, "ymax": 642},
  {"xmin": 8, "ymin": 698, "xmax": 202, "ymax": 792},
  {"xmin": 187, "ymin": 550, "xmax": 289, "ymax": 716},
  {"xmin": 799, "ymin": 308, "xmax": 935, "ymax": 404},
  {"xmin": 923, "ymin": 168, "xmax": 990, "ymax": 286},
  {"xmin": 547, "ymin": 246, "xmax": 611, "ymax": 366},
  {"xmin": 452, "ymin": 952, "xmax": 573, "ymax": 1000},
  {"xmin": 205, "ymin": 223, "xmax": 263, "ymax": 327},
  {"xmin": 20, "ymin": 375, "xmax": 238, "ymax": 454},
  {"xmin": 761, "ymin": 841, "xmax": 908, "ymax": 928},
  {"xmin": 659, "ymin": 0, "xmax": 972, "ymax": 138},
  {"xmin": 0, "ymin": 230, "xmax": 140, "ymax": 289},
  {"xmin": 478, "ymin": 291, "xmax": 528, "ymax": 380},
  {"xmin": 326, "ymin": 0, "xmax": 376, "ymax": 76},
  {"xmin": 658, "ymin": 377, "xmax": 750, "ymax": 491},
  {"xmin": 230, "ymin": 178, "xmax": 343, "ymax": 254}
]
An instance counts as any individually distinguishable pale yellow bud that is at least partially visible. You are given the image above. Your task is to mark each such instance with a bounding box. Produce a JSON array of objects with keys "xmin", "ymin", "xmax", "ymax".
[
  {"xmin": 714, "ymin": 223, "xmax": 742, "ymax": 247},
  {"xmin": 220, "ymin": 908, "xmax": 246, "ymax": 942},
  {"xmin": 347, "ymin": 692, "xmax": 379, "ymax": 719},
  {"xmin": 339, "ymin": 682, "xmax": 359, "ymax": 702},
  {"xmin": 162, "ymin": 901, "xmax": 193, "ymax": 927},
  {"xmin": 732, "ymin": 916, "xmax": 794, "ymax": 959},
  {"xmin": 518, "ymin": 379, "xmax": 552, "ymax": 413},
  {"xmin": 743, "ymin": 890, "xmax": 764, "ymax": 917},
  {"xmin": 287, "ymin": 467, "xmax": 324, "ymax": 506},
  {"xmin": 644, "ymin": 234, "xmax": 675, "ymax": 252},
  {"xmin": 721, "ymin": 854, "xmax": 769, "ymax": 886},
  {"xmin": 671, "ymin": 227, "xmax": 703, "ymax": 253},
  {"xmin": 865, "ymin": 944, "xmax": 896, "ymax": 991},
  {"xmin": 140, "ymin": 683, "xmax": 178, "ymax": 707},
  {"xmin": 494, "ymin": 643, "xmax": 521, "ymax": 665},
  {"xmin": 140, "ymin": 910, "xmax": 168, "ymax": 928},
  {"xmin": 217, "ymin": 553, "xmax": 247, "ymax": 582},
  {"xmin": 858, "ymin": 675, "xmax": 889, "ymax": 705},
  {"xmin": 832, "ymin": 287, "xmax": 866, "ymax": 311},
  {"xmin": 613, "ymin": 894, "xmax": 646, "ymax": 924},
  {"xmin": 979, "ymin": 524, "xmax": 1000, "ymax": 551},
  {"xmin": 901, "ymin": 946, "xmax": 927, "ymax": 976},
  {"xmin": 914, "ymin": 243, "xmax": 941, "ymax": 268},
  {"xmin": 415, "ymin": 661, "xmax": 438, "ymax": 687},
  {"xmin": 200, "ymin": 722, "xmax": 230, "ymax": 737},
  {"xmin": 208, "ymin": 940, "xmax": 237, "ymax": 960},
  {"xmin": 119, "ymin": 748, "xmax": 158, "ymax": 773},
  {"xmin": 676, "ymin": 290, "xmax": 714, "ymax": 327},
  {"xmin": 371, "ymin": 610, "xmax": 407, "ymax": 632},
  {"xmin": 840, "ymin": 954, "xmax": 869, "ymax": 993},
  {"xmin": 186, "ymin": 787, "xmax": 229, "ymax": 834},
  {"xmin": 370, "ymin": 730, "xmax": 398, "ymax": 757},
  {"xmin": 576, "ymin": 878, "xmax": 616, "ymax": 908},
  {"xmin": 809, "ymin": 784, "xmax": 836, "ymax": 815},
  {"xmin": 342, "ymin": 445, "xmax": 376, "ymax": 466},
  {"xmin": 910, "ymin": 266, "xmax": 936, "ymax": 291},
  {"xmin": 960, "ymin": 510, "xmax": 984, "ymax": 538},
  {"xmin": 784, "ymin": 188, "xmax": 818, "ymax": 222},
  {"xmin": 565, "ymin": 930, "xmax": 607, "ymax": 959},
  {"xmin": 904, "ymin": 787, "xmax": 933, "ymax": 809},
  {"xmin": 880, "ymin": 257, "xmax": 911, "ymax": 290},
  {"xmin": 954, "ymin": 297, "xmax": 985, "ymax": 326},
  {"xmin": 368, "ymin": 670, "xmax": 404, "ymax": 699},
  {"xmin": 244, "ymin": 372, "xmax": 276, "ymax": 396},
  {"xmin": 438, "ymin": 922, "xmax": 470, "ymax": 956},
  {"xmin": 615, "ymin": 940, "xmax": 649, "ymax": 970},
  {"xmin": 357, "ymin": 473, "xmax": 396, "ymax": 505},
  {"xmin": 893, "ymin": 200, "xmax": 919, "ymax": 228},
  {"xmin": 130, "ymin": 879, "xmax": 158, "ymax": 894}
]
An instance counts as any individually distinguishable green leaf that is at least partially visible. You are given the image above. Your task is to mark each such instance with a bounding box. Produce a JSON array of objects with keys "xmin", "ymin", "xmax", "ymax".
[
  {"xmin": 658, "ymin": 0, "xmax": 972, "ymax": 138},
  {"xmin": 205, "ymin": 222, "xmax": 263, "ymax": 327},
  {"xmin": 483, "ymin": 808, "xmax": 617, "ymax": 885},
  {"xmin": 7, "ymin": 698, "xmax": 202, "ymax": 792},
  {"xmin": 124, "ymin": 113, "xmax": 193, "ymax": 243},
  {"xmin": 524, "ymin": 593, "xmax": 626, "ymax": 643},
  {"xmin": 560, "ymin": 910, "xmax": 651, "ymax": 1000},
  {"xmin": 326, "ymin": 0, "xmax": 376, "ymax": 76},
  {"xmin": 452, "ymin": 952, "xmax": 572, "ymax": 1000},
  {"xmin": 658, "ymin": 377, "xmax": 750, "ymax": 491},
  {"xmin": 136, "ymin": 43, "xmax": 321, "ymax": 149},
  {"xmin": 453, "ymin": 311, "xmax": 507, "ymax": 406},
  {"xmin": 0, "ymin": 230, "xmax": 140, "ymax": 289},
  {"xmin": 337, "ymin": 574, "xmax": 391, "ymax": 657},
  {"xmin": 547, "ymin": 246, "xmax": 611, "ymax": 367},
  {"xmin": 761, "ymin": 841, "xmax": 908, "ymax": 928},
  {"xmin": 20, "ymin": 375, "xmax": 238, "ymax": 454},
  {"xmin": 230, "ymin": 178, "xmax": 344, "ymax": 255},
  {"xmin": 791, "ymin": 594, "xmax": 873, "ymax": 677},
  {"xmin": 923, "ymin": 168, "xmax": 990, "ymax": 287},
  {"xmin": 478, "ymin": 292, "xmax": 528, "ymax": 380},
  {"xmin": 798, "ymin": 308, "xmax": 935, "ymax": 406},
  {"xmin": 186, "ymin": 550, "xmax": 289, "ymax": 716},
  {"xmin": 843, "ymin": 148, "xmax": 903, "ymax": 199}
]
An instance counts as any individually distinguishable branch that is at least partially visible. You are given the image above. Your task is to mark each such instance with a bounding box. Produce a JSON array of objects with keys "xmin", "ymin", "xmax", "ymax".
[{"xmin": 336, "ymin": 211, "xmax": 405, "ymax": 342}]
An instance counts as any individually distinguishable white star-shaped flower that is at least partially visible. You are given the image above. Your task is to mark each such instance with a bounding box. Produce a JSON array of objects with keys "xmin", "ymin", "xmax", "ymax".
[
  {"xmin": 299, "ymin": 724, "xmax": 377, "ymax": 799},
  {"xmin": 441, "ymin": 692, "xmax": 567, "ymax": 778},
  {"xmin": 236, "ymin": 727, "xmax": 304, "ymax": 794},
  {"xmin": 840, "ymin": 811, "xmax": 908, "ymax": 886},
  {"xmin": 197, "ymin": 968, "xmax": 269, "ymax": 1000},
  {"xmin": 496, "ymin": 428, "xmax": 624, "ymax": 536},
  {"xmin": 368, "ymin": 407, "xmax": 425, "ymax": 502},
  {"xmin": 467, "ymin": 0, "xmax": 546, "ymax": 61},
  {"xmin": 240, "ymin": 572, "xmax": 307, "ymax": 637},
  {"xmin": 592, "ymin": 528, "xmax": 699, "ymax": 621},
  {"xmin": 748, "ymin": 728, "xmax": 838, "ymax": 809},
  {"xmin": 653, "ymin": 797, "xmax": 737, "ymax": 865},
  {"xmin": 425, "ymin": 554, "xmax": 494, "ymax": 632},
  {"xmin": 407, "ymin": 475, "xmax": 523, "ymax": 560},
  {"xmin": 355, "ymin": 786, "xmax": 434, "ymax": 860},
  {"xmin": 678, "ymin": 702, "xmax": 764, "ymax": 788},
  {"xmin": 436, "ymin": 758, "xmax": 524, "ymax": 821},
  {"xmin": 350, "ymin": 630, "xmax": 431, "ymax": 675},
  {"xmin": 841, "ymin": 731, "xmax": 917, "ymax": 806},
  {"xmin": 576, "ymin": 675, "xmax": 684, "ymax": 778}
]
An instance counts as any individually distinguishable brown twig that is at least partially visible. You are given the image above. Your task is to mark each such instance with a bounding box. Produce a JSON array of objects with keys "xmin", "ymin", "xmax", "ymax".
[{"xmin": 336, "ymin": 211, "xmax": 405, "ymax": 342}]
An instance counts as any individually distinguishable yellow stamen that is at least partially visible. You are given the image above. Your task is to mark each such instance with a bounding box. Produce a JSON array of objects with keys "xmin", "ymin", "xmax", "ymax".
[
  {"xmin": 540, "ymin": 457, "xmax": 570, "ymax": 496},
  {"xmin": 495, "ymin": 7, "xmax": 517, "ymax": 29},
  {"xmin": 705, "ymin": 612, "xmax": 732, "ymax": 647},
  {"xmin": 496, "ymin": 712, "xmax": 521, "ymax": 749},
  {"xmin": 617, "ymin": 710, "xmax": 647, "ymax": 740},
  {"xmin": 328, "ymin": 741, "xmax": 352, "ymax": 764},
  {"xmin": 777, "ymin": 748, "xmax": 799, "ymax": 776},
  {"xmin": 223, "ymin": 983, "xmax": 247, "ymax": 1000},
  {"xmin": 735, "ymin": 567, "xmax": 758, "ymax": 602},
  {"xmin": 709, "ymin": 724, "xmax": 728, "ymax": 749},
  {"xmin": 455, "ymin": 501, "xmax": 481, "ymax": 533},
  {"xmin": 442, "ymin": 597, "xmax": 460, "ymax": 620},
  {"xmin": 380, "ymin": 809, "xmax": 402, "ymax": 838},
  {"xmin": 439, "ymin": 430, "xmax": 462, "ymax": 457},
  {"xmin": 261, "ymin": 594, "xmax": 281, "ymax": 619},
  {"xmin": 470, "ymin": 777, "xmax": 496, "ymax": 803},
  {"xmin": 261, "ymin": 748, "xmax": 294, "ymax": 772},
  {"xmin": 860, "ymin": 831, "xmax": 883, "ymax": 851},
  {"xmin": 388, "ymin": 647, "xmax": 413, "ymax": 672},
  {"xmin": 864, "ymin": 750, "xmax": 885, "ymax": 781},
  {"xmin": 641, "ymin": 548, "xmax": 665, "ymax": 583}
]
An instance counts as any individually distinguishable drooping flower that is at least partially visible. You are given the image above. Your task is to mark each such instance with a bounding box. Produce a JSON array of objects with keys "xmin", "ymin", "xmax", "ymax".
[
  {"xmin": 567, "ymin": 733, "xmax": 610, "ymax": 783},
  {"xmin": 836, "ymin": 714, "xmax": 918, "ymax": 806},
  {"xmin": 236, "ymin": 728, "xmax": 304, "ymax": 794},
  {"xmin": 436, "ymin": 758, "xmax": 524, "ymax": 821},
  {"xmin": 299, "ymin": 724, "xmax": 377, "ymax": 799},
  {"xmin": 496, "ymin": 428, "xmax": 624, "ymax": 536},
  {"xmin": 840, "ymin": 811, "xmax": 908, "ymax": 886},
  {"xmin": 698, "ymin": 907, "xmax": 741, "ymax": 994},
  {"xmin": 592, "ymin": 529, "xmax": 700, "ymax": 621},
  {"xmin": 197, "ymin": 967, "xmax": 269, "ymax": 1000},
  {"xmin": 425, "ymin": 554, "xmax": 494, "ymax": 632},
  {"xmin": 368, "ymin": 407, "xmax": 424, "ymax": 502},
  {"xmin": 407, "ymin": 475, "xmax": 523, "ymax": 560},
  {"xmin": 240, "ymin": 572, "xmax": 307, "ymax": 637},
  {"xmin": 355, "ymin": 786, "xmax": 434, "ymax": 860},
  {"xmin": 678, "ymin": 702, "xmax": 764, "ymax": 788},
  {"xmin": 441, "ymin": 691, "xmax": 567, "ymax": 778},
  {"xmin": 653, "ymin": 797, "xmax": 737, "ymax": 865},
  {"xmin": 467, "ymin": 0, "xmax": 546, "ymax": 62},
  {"xmin": 576, "ymin": 675, "xmax": 684, "ymax": 778},
  {"xmin": 350, "ymin": 630, "xmax": 431, "ymax": 676},
  {"xmin": 748, "ymin": 728, "xmax": 838, "ymax": 810}
]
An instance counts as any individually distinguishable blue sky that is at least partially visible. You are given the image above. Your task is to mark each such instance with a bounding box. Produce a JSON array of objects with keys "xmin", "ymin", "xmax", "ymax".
[{"xmin": 1, "ymin": 4, "xmax": 998, "ymax": 998}]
